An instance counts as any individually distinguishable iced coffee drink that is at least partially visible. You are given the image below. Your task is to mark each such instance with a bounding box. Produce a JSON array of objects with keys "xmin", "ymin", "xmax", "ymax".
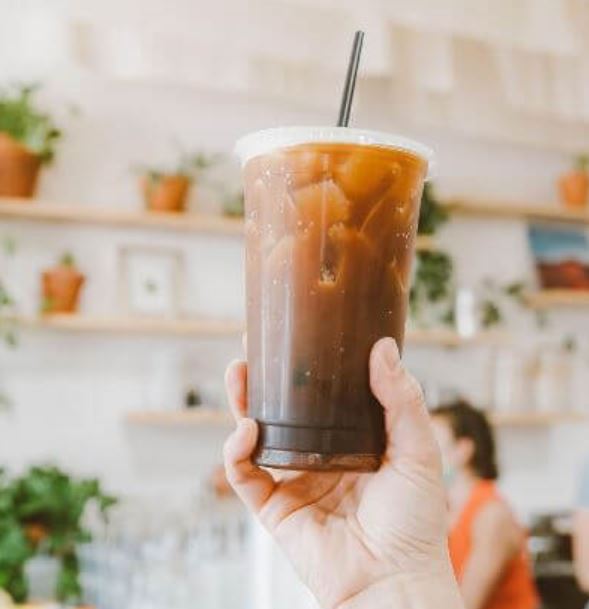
[{"xmin": 236, "ymin": 127, "xmax": 432, "ymax": 471}]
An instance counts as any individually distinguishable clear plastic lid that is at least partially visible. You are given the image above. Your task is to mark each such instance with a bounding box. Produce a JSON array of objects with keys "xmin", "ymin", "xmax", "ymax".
[{"xmin": 234, "ymin": 126, "xmax": 435, "ymax": 177}]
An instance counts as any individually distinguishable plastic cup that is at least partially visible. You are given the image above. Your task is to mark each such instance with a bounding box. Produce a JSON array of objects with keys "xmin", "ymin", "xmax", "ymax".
[{"xmin": 235, "ymin": 126, "xmax": 433, "ymax": 471}]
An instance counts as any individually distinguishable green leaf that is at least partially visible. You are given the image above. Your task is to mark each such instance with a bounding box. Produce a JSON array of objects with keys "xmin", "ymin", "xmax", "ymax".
[
  {"xmin": 575, "ymin": 154, "xmax": 589, "ymax": 172},
  {"xmin": 0, "ymin": 84, "xmax": 62, "ymax": 165},
  {"xmin": 480, "ymin": 299, "xmax": 502, "ymax": 328},
  {"xmin": 417, "ymin": 183, "xmax": 448, "ymax": 236},
  {"xmin": 59, "ymin": 252, "xmax": 76, "ymax": 267},
  {"xmin": 55, "ymin": 553, "xmax": 82, "ymax": 602}
]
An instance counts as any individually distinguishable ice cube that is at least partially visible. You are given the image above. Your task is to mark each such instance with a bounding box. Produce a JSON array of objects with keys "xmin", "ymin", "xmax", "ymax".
[
  {"xmin": 292, "ymin": 179, "xmax": 351, "ymax": 230},
  {"xmin": 335, "ymin": 156, "xmax": 399, "ymax": 204}
]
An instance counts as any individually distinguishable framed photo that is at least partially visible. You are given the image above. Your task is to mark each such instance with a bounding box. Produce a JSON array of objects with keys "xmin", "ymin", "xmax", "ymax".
[
  {"xmin": 527, "ymin": 223, "xmax": 589, "ymax": 290},
  {"xmin": 118, "ymin": 246, "xmax": 184, "ymax": 317}
]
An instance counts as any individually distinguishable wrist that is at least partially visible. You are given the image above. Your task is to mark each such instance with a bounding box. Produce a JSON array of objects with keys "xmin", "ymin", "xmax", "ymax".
[{"xmin": 336, "ymin": 562, "xmax": 464, "ymax": 609}]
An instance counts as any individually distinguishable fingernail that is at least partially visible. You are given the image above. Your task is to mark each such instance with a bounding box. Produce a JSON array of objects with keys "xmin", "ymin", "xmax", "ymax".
[{"xmin": 378, "ymin": 337, "xmax": 400, "ymax": 373}]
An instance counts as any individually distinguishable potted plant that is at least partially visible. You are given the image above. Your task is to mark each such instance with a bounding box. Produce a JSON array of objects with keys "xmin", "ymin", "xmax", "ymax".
[
  {"xmin": 0, "ymin": 85, "xmax": 61, "ymax": 198},
  {"xmin": 0, "ymin": 465, "xmax": 116, "ymax": 604},
  {"xmin": 139, "ymin": 152, "xmax": 218, "ymax": 213},
  {"xmin": 558, "ymin": 154, "xmax": 589, "ymax": 209},
  {"xmin": 41, "ymin": 252, "xmax": 85, "ymax": 315}
]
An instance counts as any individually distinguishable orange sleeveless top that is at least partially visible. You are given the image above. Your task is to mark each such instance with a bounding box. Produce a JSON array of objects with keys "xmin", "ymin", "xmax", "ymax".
[{"xmin": 449, "ymin": 480, "xmax": 539, "ymax": 609}]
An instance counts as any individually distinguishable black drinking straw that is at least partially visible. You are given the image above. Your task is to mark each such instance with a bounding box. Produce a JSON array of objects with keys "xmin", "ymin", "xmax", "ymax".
[{"xmin": 337, "ymin": 31, "xmax": 365, "ymax": 127}]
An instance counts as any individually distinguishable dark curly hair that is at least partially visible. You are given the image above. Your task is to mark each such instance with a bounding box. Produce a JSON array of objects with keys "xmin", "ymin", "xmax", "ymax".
[{"xmin": 432, "ymin": 400, "xmax": 499, "ymax": 480}]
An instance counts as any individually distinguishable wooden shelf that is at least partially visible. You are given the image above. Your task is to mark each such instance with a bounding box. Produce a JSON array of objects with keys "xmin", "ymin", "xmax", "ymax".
[
  {"xmin": 415, "ymin": 235, "xmax": 437, "ymax": 251},
  {"xmin": 127, "ymin": 409, "xmax": 588, "ymax": 429},
  {"xmin": 443, "ymin": 198, "xmax": 589, "ymax": 225},
  {"xmin": 125, "ymin": 409, "xmax": 233, "ymax": 426},
  {"xmin": 9, "ymin": 315, "xmax": 509, "ymax": 346},
  {"xmin": 490, "ymin": 411, "xmax": 588, "ymax": 427},
  {"xmin": 0, "ymin": 197, "xmax": 435, "ymax": 250},
  {"xmin": 0, "ymin": 197, "xmax": 244, "ymax": 235},
  {"xmin": 524, "ymin": 290, "xmax": 589, "ymax": 309},
  {"xmin": 14, "ymin": 314, "xmax": 243, "ymax": 337},
  {"xmin": 407, "ymin": 328, "xmax": 508, "ymax": 347}
]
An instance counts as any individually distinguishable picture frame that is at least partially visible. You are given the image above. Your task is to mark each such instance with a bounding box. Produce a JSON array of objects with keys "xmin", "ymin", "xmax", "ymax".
[
  {"xmin": 118, "ymin": 245, "xmax": 184, "ymax": 317},
  {"xmin": 527, "ymin": 223, "xmax": 589, "ymax": 290}
]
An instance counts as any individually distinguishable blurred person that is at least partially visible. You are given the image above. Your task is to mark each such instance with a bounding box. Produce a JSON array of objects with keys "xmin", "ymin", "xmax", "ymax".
[
  {"xmin": 431, "ymin": 401, "xmax": 539, "ymax": 609},
  {"xmin": 573, "ymin": 458, "xmax": 589, "ymax": 601},
  {"xmin": 223, "ymin": 338, "xmax": 465, "ymax": 609}
]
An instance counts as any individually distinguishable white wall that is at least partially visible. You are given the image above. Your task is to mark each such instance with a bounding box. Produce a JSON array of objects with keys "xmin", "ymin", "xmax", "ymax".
[
  {"xmin": 0, "ymin": 2, "xmax": 588, "ymax": 520},
  {"xmin": 0, "ymin": 69, "xmax": 589, "ymax": 509},
  {"xmin": 2, "ymin": 7, "xmax": 589, "ymax": 609}
]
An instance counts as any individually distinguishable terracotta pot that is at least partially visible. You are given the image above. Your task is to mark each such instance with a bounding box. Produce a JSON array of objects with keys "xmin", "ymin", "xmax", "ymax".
[
  {"xmin": 558, "ymin": 170, "xmax": 589, "ymax": 209},
  {"xmin": 24, "ymin": 521, "xmax": 49, "ymax": 545},
  {"xmin": 141, "ymin": 174, "xmax": 190, "ymax": 213},
  {"xmin": 42, "ymin": 266, "xmax": 85, "ymax": 314},
  {"xmin": 0, "ymin": 132, "xmax": 42, "ymax": 197}
]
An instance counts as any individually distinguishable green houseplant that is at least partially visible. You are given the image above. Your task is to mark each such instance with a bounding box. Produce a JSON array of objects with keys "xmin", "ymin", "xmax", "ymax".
[
  {"xmin": 417, "ymin": 182, "xmax": 448, "ymax": 235},
  {"xmin": 139, "ymin": 151, "xmax": 219, "ymax": 213},
  {"xmin": 410, "ymin": 251, "xmax": 455, "ymax": 328},
  {"xmin": 410, "ymin": 184, "xmax": 455, "ymax": 327},
  {"xmin": 0, "ymin": 84, "xmax": 61, "ymax": 197},
  {"xmin": 0, "ymin": 465, "xmax": 116, "ymax": 603}
]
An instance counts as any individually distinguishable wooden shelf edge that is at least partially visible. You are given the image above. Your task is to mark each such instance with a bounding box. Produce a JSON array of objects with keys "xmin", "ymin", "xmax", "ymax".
[
  {"xmin": 12, "ymin": 314, "xmax": 244, "ymax": 336},
  {"xmin": 524, "ymin": 290, "xmax": 589, "ymax": 309},
  {"xmin": 442, "ymin": 197, "xmax": 589, "ymax": 225},
  {"xmin": 0, "ymin": 198, "xmax": 244, "ymax": 235},
  {"xmin": 406, "ymin": 329, "xmax": 509, "ymax": 347},
  {"xmin": 125, "ymin": 409, "xmax": 233, "ymax": 426},
  {"xmin": 4, "ymin": 315, "xmax": 519, "ymax": 346},
  {"xmin": 415, "ymin": 235, "xmax": 437, "ymax": 251},
  {"xmin": 0, "ymin": 199, "xmax": 444, "ymax": 247},
  {"xmin": 127, "ymin": 409, "xmax": 588, "ymax": 429}
]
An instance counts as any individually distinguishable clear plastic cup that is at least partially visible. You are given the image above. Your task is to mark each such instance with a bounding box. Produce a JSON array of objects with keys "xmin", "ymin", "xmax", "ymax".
[{"xmin": 236, "ymin": 127, "xmax": 433, "ymax": 471}]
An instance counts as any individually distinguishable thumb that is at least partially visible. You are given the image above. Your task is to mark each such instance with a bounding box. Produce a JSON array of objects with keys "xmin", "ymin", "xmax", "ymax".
[{"xmin": 369, "ymin": 337, "xmax": 441, "ymax": 472}]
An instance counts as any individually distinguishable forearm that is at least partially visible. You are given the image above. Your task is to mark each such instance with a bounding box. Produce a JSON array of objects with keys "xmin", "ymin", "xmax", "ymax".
[{"xmin": 337, "ymin": 567, "xmax": 464, "ymax": 609}]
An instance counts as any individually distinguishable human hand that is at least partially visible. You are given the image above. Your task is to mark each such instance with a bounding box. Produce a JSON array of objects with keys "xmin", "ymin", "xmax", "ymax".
[{"xmin": 223, "ymin": 337, "xmax": 462, "ymax": 609}]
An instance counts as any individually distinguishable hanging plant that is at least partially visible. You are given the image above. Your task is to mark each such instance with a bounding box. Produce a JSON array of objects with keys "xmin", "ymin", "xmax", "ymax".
[
  {"xmin": 417, "ymin": 182, "xmax": 448, "ymax": 235},
  {"xmin": 410, "ymin": 251, "xmax": 455, "ymax": 327}
]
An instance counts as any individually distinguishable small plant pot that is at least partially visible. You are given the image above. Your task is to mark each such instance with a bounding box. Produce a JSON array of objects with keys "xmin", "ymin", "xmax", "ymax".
[
  {"xmin": 558, "ymin": 170, "xmax": 589, "ymax": 209},
  {"xmin": 0, "ymin": 132, "xmax": 42, "ymax": 197},
  {"xmin": 42, "ymin": 266, "xmax": 85, "ymax": 314},
  {"xmin": 24, "ymin": 521, "xmax": 49, "ymax": 546},
  {"xmin": 141, "ymin": 174, "xmax": 191, "ymax": 213}
]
